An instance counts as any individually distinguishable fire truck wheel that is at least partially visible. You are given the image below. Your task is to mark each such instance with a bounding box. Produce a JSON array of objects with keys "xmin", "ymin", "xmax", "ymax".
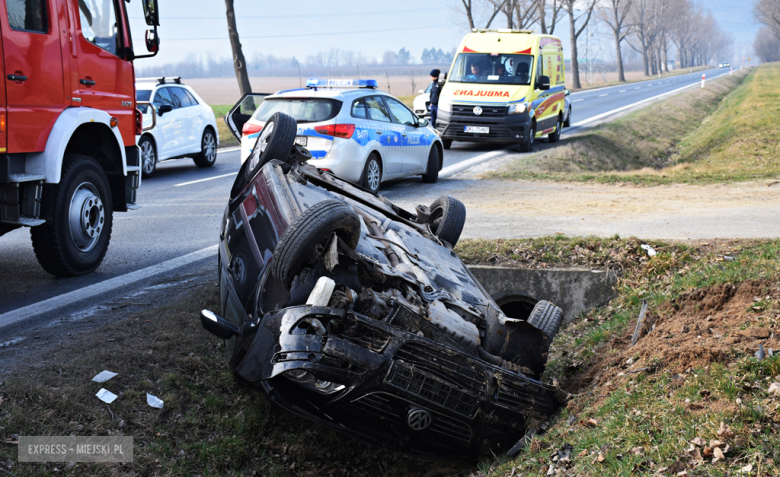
[
  {"xmin": 194, "ymin": 128, "xmax": 218, "ymax": 168},
  {"xmin": 139, "ymin": 135, "xmax": 157, "ymax": 178},
  {"xmin": 31, "ymin": 154, "xmax": 113, "ymax": 277}
]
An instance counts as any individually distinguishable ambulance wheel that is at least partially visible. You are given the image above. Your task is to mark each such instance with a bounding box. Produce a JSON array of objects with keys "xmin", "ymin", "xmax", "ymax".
[
  {"xmin": 520, "ymin": 122, "xmax": 536, "ymax": 153},
  {"xmin": 361, "ymin": 153, "xmax": 382, "ymax": 194},
  {"xmin": 442, "ymin": 139, "xmax": 452, "ymax": 150},
  {"xmin": 31, "ymin": 154, "xmax": 113, "ymax": 276},
  {"xmin": 548, "ymin": 116, "xmax": 562, "ymax": 143}
]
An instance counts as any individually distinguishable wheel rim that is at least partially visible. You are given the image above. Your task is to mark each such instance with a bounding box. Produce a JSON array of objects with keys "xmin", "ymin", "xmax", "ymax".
[
  {"xmin": 141, "ymin": 141, "xmax": 155, "ymax": 174},
  {"xmin": 249, "ymin": 121, "xmax": 275, "ymax": 171},
  {"xmin": 203, "ymin": 132, "xmax": 217, "ymax": 163},
  {"xmin": 68, "ymin": 182, "xmax": 104, "ymax": 252},
  {"xmin": 557, "ymin": 118, "xmax": 562, "ymax": 137},
  {"xmin": 367, "ymin": 159, "xmax": 380, "ymax": 191},
  {"xmin": 530, "ymin": 126, "xmax": 535, "ymax": 145}
]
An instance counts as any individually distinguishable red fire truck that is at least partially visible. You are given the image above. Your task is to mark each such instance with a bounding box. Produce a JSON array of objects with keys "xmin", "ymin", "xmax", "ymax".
[{"xmin": 0, "ymin": 0, "xmax": 160, "ymax": 276}]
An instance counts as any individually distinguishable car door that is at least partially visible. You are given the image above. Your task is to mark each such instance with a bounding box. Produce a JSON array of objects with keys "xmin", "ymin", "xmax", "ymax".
[
  {"xmin": 152, "ymin": 87, "xmax": 176, "ymax": 159},
  {"xmin": 226, "ymin": 93, "xmax": 269, "ymax": 140},
  {"xmin": 383, "ymin": 97, "xmax": 427, "ymax": 173},
  {"xmin": 169, "ymin": 86, "xmax": 199, "ymax": 153},
  {"xmin": 364, "ymin": 95, "xmax": 402, "ymax": 175},
  {"xmin": 1, "ymin": 0, "xmax": 67, "ymax": 153}
]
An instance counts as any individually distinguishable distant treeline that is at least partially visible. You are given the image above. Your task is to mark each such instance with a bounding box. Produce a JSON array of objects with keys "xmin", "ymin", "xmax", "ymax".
[{"xmin": 136, "ymin": 47, "xmax": 456, "ymax": 79}]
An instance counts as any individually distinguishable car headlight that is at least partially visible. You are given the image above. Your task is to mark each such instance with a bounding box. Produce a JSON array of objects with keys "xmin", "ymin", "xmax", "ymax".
[
  {"xmin": 508, "ymin": 103, "xmax": 529, "ymax": 115},
  {"xmin": 438, "ymin": 102, "xmax": 451, "ymax": 113}
]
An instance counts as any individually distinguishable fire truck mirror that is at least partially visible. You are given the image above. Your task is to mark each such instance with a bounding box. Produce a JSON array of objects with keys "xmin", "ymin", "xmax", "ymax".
[
  {"xmin": 142, "ymin": 0, "xmax": 159, "ymax": 26},
  {"xmin": 145, "ymin": 29, "xmax": 159, "ymax": 53}
]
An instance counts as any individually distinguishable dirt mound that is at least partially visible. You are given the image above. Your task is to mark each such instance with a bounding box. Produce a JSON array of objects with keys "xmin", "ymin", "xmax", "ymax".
[{"xmin": 565, "ymin": 280, "xmax": 779, "ymax": 394}]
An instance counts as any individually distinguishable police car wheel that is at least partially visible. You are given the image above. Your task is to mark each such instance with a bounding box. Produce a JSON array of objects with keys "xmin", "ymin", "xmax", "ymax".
[
  {"xmin": 442, "ymin": 139, "xmax": 452, "ymax": 150},
  {"xmin": 421, "ymin": 146, "xmax": 440, "ymax": 184},
  {"xmin": 361, "ymin": 154, "xmax": 382, "ymax": 194}
]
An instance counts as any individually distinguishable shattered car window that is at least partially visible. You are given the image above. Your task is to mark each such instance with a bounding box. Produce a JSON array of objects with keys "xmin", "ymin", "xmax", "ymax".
[{"xmin": 250, "ymin": 98, "xmax": 342, "ymax": 124}]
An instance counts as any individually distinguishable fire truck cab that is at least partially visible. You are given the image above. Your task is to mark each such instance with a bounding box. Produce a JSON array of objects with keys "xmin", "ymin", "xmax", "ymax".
[{"xmin": 0, "ymin": 0, "xmax": 160, "ymax": 276}]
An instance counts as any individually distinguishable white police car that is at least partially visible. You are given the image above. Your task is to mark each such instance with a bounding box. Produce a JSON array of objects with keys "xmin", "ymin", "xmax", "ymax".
[{"xmin": 224, "ymin": 79, "xmax": 443, "ymax": 193}]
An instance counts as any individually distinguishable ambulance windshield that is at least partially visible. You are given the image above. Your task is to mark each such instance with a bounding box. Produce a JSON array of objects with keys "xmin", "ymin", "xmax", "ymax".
[{"xmin": 450, "ymin": 53, "xmax": 534, "ymax": 85}]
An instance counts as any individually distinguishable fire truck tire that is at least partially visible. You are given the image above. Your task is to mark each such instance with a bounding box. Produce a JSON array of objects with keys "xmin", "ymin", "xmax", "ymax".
[
  {"xmin": 193, "ymin": 128, "xmax": 218, "ymax": 168},
  {"xmin": 31, "ymin": 154, "xmax": 113, "ymax": 277}
]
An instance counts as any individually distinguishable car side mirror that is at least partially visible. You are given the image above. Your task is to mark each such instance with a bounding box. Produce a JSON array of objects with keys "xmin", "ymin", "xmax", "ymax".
[
  {"xmin": 565, "ymin": 89, "xmax": 571, "ymax": 96},
  {"xmin": 158, "ymin": 104, "xmax": 173, "ymax": 115},
  {"xmin": 538, "ymin": 75, "xmax": 550, "ymax": 91},
  {"xmin": 418, "ymin": 89, "xmax": 424, "ymax": 94},
  {"xmin": 418, "ymin": 118, "xmax": 429, "ymax": 127}
]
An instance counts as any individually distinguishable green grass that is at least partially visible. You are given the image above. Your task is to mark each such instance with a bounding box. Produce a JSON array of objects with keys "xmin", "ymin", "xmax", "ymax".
[
  {"xmin": 211, "ymin": 105, "xmax": 239, "ymax": 148},
  {"xmin": 485, "ymin": 65, "xmax": 780, "ymax": 185}
]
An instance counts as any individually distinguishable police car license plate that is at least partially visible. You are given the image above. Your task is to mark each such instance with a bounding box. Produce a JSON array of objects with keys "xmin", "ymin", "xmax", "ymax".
[
  {"xmin": 464, "ymin": 126, "xmax": 489, "ymax": 134},
  {"xmin": 294, "ymin": 136, "xmax": 307, "ymax": 147}
]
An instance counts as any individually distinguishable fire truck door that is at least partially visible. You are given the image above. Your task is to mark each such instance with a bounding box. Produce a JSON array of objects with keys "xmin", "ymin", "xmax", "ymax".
[{"xmin": 1, "ymin": 0, "xmax": 67, "ymax": 153}]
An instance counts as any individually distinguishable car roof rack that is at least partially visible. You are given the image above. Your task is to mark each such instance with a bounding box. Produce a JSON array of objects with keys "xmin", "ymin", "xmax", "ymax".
[
  {"xmin": 136, "ymin": 76, "xmax": 183, "ymax": 85},
  {"xmin": 471, "ymin": 28, "xmax": 534, "ymax": 34}
]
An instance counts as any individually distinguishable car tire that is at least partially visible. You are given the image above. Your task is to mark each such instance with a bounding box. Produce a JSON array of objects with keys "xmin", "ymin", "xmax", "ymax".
[
  {"xmin": 548, "ymin": 116, "xmax": 562, "ymax": 143},
  {"xmin": 139, "ymin": 136, "xmax": 156, "ymax": 178},
  {"xmin": 421, "ymin": 146, "xmax": 440, "ymax": 184},
  {"xmin": 527, "ymin": 300, "xmax": 564, "ymax": 341},
  {"xmin": 231, "ymin": 112, "xmax": 296, "ymax": 199},
  {"xmin": 271, "ymin": 200, "xmax": 362, "ymax": 288},
  {"xmin": 429, "ymin": 195, "xmax": 466, "ymax": 246},
  {"xmin": 194, "ymin": 128, "xmax": 218, "ymax": 168},
  {"xmin": 361, "ymin": 153, "xmax": 382, "ymax": 194},
  {"xmin": 519, "ymin": 121, "xmax": 535, "ymax": 153},
  {"xmin": 563, "ymin": 106, "xmax": 571, "ymax": 127},
  {"xmin": 31, "ymin": 154, "xmax": 113, "ymax": 276},
  {"xmin": 442, "ymin": 139, "xmax": 452, "ymax": 150}
]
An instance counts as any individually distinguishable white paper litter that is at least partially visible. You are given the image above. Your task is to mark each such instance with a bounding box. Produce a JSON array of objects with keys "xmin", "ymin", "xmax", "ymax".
[
  {"xmin": 92, "ymin": 370, "xmax": 118, "ymax": 383},
  {"xmin": 146, "ymin": 393, "xmax": 164, "ymax": 409},
  {"xmin": 640, "ymin": 244, "xmax": 657, "ymax": 257},
  {"xmin": 96, "ymin": 388, "xmax": 118, "ymax": 404}
]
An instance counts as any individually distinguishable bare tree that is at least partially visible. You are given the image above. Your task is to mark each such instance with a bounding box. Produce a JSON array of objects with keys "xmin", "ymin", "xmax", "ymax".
[
  {"xmin": 754, "ymin": 26, "xmax": 780, "ymax": 61},
  {"xmin": 598, "ymin": 0, "xmax": 632, "ymax": 82},
  {"xmin": 225, "ymin": 0, "xmax": 251, "ymax": 96},
  {"xmin": 538, "ymin": 0, "xmax": 564, "ymax": 34},
  {"xmin": 563, "ymin": 0, "xmax": 597, "ymax": 89},
  {"xmin": 458, "ymin": 0, "xmax": 505, "ymax": 29},
  {"xmin": 754, "ymin": 0, "xmax": 780, "ymax": 40}
]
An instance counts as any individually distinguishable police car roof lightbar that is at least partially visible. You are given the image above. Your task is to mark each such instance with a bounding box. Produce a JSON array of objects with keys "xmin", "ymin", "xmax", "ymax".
[
  {"xmin": 305, "ymin": 78, "xmax": 378, "ymax": 89},
  {"xmin": 136, "ymin": 76, "xmax": 183, "ymax": 84}
]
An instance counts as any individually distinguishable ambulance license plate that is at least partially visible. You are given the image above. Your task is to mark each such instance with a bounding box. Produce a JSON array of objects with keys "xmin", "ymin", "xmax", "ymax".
[
  {"xmin": 294, "ymin": 136, "xmax": 308, "ymax": 147},
  {"xmin": 464, "ymin": 126, "xmax": 489, "ymax": 134}
]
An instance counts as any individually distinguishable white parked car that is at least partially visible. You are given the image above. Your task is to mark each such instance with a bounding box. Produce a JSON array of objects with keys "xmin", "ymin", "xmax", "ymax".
[
  {"xmin": 413, "ymin": 82, "xmax": 433, "ymax": 117},
  {"xmin": 135, "ymin": 77, "xmax": 219, "ymax": 177}
]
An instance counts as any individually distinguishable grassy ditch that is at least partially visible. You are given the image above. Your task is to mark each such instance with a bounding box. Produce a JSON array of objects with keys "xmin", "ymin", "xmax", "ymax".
[
  {"xmin": 211, "ymin": 105, "xmax": 240, "ymax": 149},
  {"xmin": 572, "ymin": 65, "xmax": 712, "ymax": 92},
  {"xmin": 455, "ymin": 237, "xmax": 780, "ymax": 476},
  {"xmin": 485, "ymin": 66, "xmax": 780, "ymax": 185}
]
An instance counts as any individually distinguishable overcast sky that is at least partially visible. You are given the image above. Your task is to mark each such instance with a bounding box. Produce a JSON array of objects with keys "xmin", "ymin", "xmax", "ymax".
[{"xmin": 128, "ymin": 0, "xmax": 758, "ymax": 67}]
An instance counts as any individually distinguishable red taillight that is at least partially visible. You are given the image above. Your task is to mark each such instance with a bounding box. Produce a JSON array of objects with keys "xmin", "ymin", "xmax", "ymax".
[
  {"xmin": 315, "ymin": 124, "xmax": 355, "ymax": 139},
  {"xmin": 242, "ymin": 122, "xmax": 262, "ymax": 136},
  {"xmin": 134, "ymin": 109, "xmax": 142, "ymax": 135}
]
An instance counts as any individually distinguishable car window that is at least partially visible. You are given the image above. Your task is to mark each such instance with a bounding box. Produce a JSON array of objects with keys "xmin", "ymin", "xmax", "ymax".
[
  {"xmin": 170, "ymin": 87, "xmax": 192, "ymax": 108},
  {"xmin": 7, "ymin": 0, "xmax": 47, "ymax": 32},
  {"xmin": 78, "ymin": 0, "xmax": 119, "ymax": 56},
  {"xmin": 365, "ymin": 96, "xmax": 391, "ymax": 122},
  {"xmin": 425, "ymin": 83, "xmax": 433, "ymax": 94},
  {"xmin": 250, "ymin": 98, "xmax": 341, "ymax": 123},
  {"xmin": 184, "ymin": 89, "xmax": 199, "ymax": 105},
  {"xmin": 153, "ymin": 88, "xmax": 174, "ymax": 108},
  {"xmin": 136, "ymin": 90, "xmax": 152, "ymax": 102},
  {"xmin": 351, "ymin": 99, "xmax": 367, "ymax": 119},
  {"xmin": 384, "ymin": 97, "xmax": 417, "ymax": 126}
]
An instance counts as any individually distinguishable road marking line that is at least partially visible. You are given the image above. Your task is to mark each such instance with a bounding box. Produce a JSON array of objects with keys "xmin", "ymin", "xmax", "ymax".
[
  {"xmin": 619, "ymin": 90, "xmax": 626, "ymax": 93},
  {"xmin": 635, "ymin": 87, "xmax": 641, "ymax": 89},
  {"xmin": 440, "ymin": 148, "xmax": 517, "ymax": 178},
  {"xmin": 599, "ymin": 94, "xmax": 608, "ymax": 97},
  {"xmin": 573, "ymin": 99, "xmax": 583, "ymax": 102},
  {"xmin": 218, "ymin": 146, "xmax": 241, "ymax": 153},
  {"xmin": 175, "ymin": 172, "xmax": 235, "ymax": 187},
  {"xmin": 0, "ymin": 245, "xmax": 219, "ymax": 329}
]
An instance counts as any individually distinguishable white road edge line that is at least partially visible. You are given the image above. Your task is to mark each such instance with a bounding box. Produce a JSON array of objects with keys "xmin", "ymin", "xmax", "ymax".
[
  {"xmin": 0, "ymin": 245, "xmax": 219, "ymax": 329},
  {"xmin": 218, "ymin": 146, "xmax": 241, "ymax": 153},
  {"xmin": 598, "ymin": 94, "xmax": 608, "ymax": 97},
  {"xmin": 175, "ymin": 172, "xmax": 235, "ymax": 187},
  {"xmin": 572, "ymin": 99, "xmax": 583, "ymax": 102},
  {"xmin": 440, "ymin": 148, "xmax": 516, "ymax": 178}
]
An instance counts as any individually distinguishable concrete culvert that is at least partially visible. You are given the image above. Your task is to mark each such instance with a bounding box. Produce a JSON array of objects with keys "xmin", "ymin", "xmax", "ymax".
[{"xmin": 493, "ymin": 291, "xmax": 538, "ymax": 320}]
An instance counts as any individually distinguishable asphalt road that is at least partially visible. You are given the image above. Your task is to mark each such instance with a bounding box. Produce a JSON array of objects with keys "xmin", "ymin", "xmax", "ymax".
[{"xmin": 0, "ymin": 67, "xmax": 734, "ymax": 319}]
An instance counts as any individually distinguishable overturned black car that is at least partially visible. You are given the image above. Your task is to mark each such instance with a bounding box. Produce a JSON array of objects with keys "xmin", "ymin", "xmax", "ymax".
[{"xmin": 200, "ymin": 112, "xmax": 566, "ymax": 461}]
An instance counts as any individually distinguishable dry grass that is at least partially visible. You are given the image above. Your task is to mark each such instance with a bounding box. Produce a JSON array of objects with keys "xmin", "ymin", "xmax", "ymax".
[
  {"xmin": 485, "ymin": 67, "xmax": 777, "ymax": 185},
  {"xmin": 570, "ymin": 65, "xmax": 712, "ymax": 91}
]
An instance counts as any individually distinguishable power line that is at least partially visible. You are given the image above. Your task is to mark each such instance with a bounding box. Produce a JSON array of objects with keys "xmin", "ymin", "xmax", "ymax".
[{"xmin": 129, "ymin": 7, "xmax": 448, "ymax": 21}]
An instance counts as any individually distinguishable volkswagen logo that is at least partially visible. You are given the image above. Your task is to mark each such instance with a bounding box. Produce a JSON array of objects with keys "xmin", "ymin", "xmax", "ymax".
[
  {"xmin": 473, "ymin": 106, "xmax": 483, "ymax": 116},
  {"xmin": 407, "ymin": 409, "xmax": 432, "ymax": 431}
]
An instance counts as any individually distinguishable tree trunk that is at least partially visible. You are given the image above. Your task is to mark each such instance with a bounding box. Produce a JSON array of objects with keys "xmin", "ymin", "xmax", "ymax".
[
  {"xmin": 568, "ymin": 6, "xmax": 581, "ymax": 89},
  {"xmin": 539, "ymin": 0, "xmax": 548, "ymax": 34},
  {"xmin": 225, "ymin": 0, "xmax": 252, "ymax": 96},
  {"xmin": 615, "ymin": 35, "xmax": 625, "ymax": 82},
  {"xmin": 640, "ymin": 31, "xmax": 649, "ymax": 76},
  {"xmin": 661, "ymin": 43, "xmax": 668, "ymax": 72}
]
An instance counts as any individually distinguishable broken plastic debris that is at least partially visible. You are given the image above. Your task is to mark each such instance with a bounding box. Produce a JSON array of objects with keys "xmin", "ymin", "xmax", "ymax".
[
  {"xmin": 96, "ymin": 388, "xmax": 118, "ymax": 404},
  {"xmin": 756, "ymin": 344, "xmax": 766, "ymax": 361},
  {"xmin": 92, "ymin": 370, "xmax": 118, "ymax": 383},
  {"xmin": 640, "ymin": 244, "xmax": 656, "ymax": 257},
  {"xmin": 146, "ymin": 393, "xmax": 164, "ymax": 409}
]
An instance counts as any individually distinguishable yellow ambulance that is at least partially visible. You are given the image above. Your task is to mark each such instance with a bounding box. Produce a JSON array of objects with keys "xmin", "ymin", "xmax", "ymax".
[{"xmin": 435, "ymin": 29, "xmax": 570, "ymax": 152}]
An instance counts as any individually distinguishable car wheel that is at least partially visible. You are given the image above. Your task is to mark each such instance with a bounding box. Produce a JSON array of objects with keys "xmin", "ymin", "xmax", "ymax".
[
  {"xmin": 442, "ymin": 139, "xmax": 452, "ymax": 150},
  {"xmin": 361, "ymin": 153, "xmax": 382, "ymax": 194},
  {"xmin": 194, "ymin": 128, "xmax": 218, "ymax": 168},
  {"xmin": 231, "ymin": 112, "xmax": 297, "ymax": 199},
  {"xmin": 527, "ymin": 300, "xmax": 564, "ymax": 341},
  {"xmin": 563, "ymin": 106, "xmax": 571, "ymax": 127},
  {"xmin": 519, "ymin": 121, "xmax": 535, "ymax": 153},
  {"xmin": 31, "ymin": 154, "xmax": 113, "ymax": 276},
  {"xmin": 139, "ymin": 136, "xmax": 156, "ymax": 178},
  {"xmin": 421, "ymin": 146, "xmax": 440, "ymax": 184},
  {"xmin": 548, "ymin": 116, "xmax": 562, "ymax": 143},
  {"xmin": 429, "ymin": 195, "xmax": 466, "ymax": 246},
  {"xmin": 271, "ymin": 200, "xmax": 362, "ymax": 288}
]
